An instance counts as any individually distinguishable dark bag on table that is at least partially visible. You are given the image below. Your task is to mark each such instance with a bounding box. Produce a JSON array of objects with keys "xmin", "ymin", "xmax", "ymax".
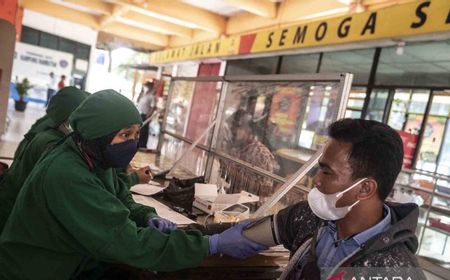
[{"xmin": 163, "ymin": 176, "xmax": 204, "ymax": 212}]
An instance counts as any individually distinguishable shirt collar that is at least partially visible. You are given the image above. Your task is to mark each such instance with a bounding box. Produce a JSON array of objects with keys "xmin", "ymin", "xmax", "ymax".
[
  {"xmin": 352, "ymin": 204, "xmax": 391, "ymax": 246},
  {"xmin": 327, "ymin": 204, "xmax": 392, "ymax": 246}
]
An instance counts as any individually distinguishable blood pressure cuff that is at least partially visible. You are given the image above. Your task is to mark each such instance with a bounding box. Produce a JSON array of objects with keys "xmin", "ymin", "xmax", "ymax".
[{"xmin": 163, "ymin": 176, "xmax": 205, "ymax": 212}]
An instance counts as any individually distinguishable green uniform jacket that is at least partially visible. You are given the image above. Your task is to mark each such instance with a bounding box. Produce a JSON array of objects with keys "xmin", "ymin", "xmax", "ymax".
[
  {"xmin": 0, "ymin": 128, "xmax": 64, "ymax": 232},
  {"xmin": 0, "ymin": 138, "xmax": 209, "ymax": 280},
  {"xmin": 0, "ymin": 130, "xmax": 139, "ymax": 232},
  {"xmin": 12, "ymin": 116, "xmax": 54, "ymax": 160}
]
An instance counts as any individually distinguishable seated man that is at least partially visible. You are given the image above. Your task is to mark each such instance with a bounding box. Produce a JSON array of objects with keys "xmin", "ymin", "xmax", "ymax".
[
  {"xmin": 248, "ymin": 119, "xmax": 426, "ymax": 280},
  {"xmin": 221, "ymin": 109, "xmax": 276, "ymax": 200}
]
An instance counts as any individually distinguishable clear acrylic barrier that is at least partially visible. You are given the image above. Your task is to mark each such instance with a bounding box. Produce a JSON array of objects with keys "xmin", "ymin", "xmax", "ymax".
[
  {"xmin": 165, "ymin": 80, "xmax": 222, "ymax": 146},
  {"xmin": 157, "ymin": 74, "xmax": 353, "ymax": 216}
]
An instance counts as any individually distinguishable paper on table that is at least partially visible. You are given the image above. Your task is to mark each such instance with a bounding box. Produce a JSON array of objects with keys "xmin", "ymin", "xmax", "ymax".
[
  {"xmin": 132, "ymin": 194, "xmax": 196, "ymax": 225},
  {"xmin": 131, "ymin": 184, "xmax": 166, "ymax": 196}
]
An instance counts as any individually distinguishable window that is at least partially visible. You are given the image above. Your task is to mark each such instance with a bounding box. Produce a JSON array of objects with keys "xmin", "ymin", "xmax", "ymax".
[
  {"xmin": 21, "ymin": 26, "xmax": 39, "ymax": 45},
  {"xmin": 319, "ymin": 48, "xmax": 375, "ymax": 85},
  {"xmin": 39, "ymin": 32, "xmax": 58, "ymax": 50},
  {"xmin": 387, "ymin": 89, "xmax": 429, "ymax": 133},
  {"xmin": 59, "ymin": 38, "xmax": 77, "ymax": 54},
  {"xmin": 279, "ymin": 53, "xmax": 320, "ymax": 74},
  {"xmin": 416, "ymin": 92, "xmax": 450, "ymax": 174},
  {"xmin": 226, "ymin": 57, "xmax": 278, "ymax": 75},
  {"xmin": 345, "ymin": 87, "xmax": 366, "ymax": 118},
  {"xmin": 365, "ymin": 89, "xmax": 389, "ymax": 122},
  {"xmin": 75, "ymin": 44, "xmax": 90, "ymax": 60},
  {"xmin": 376, "ymin": 40, "xmax": 450, "ymax": 87}
]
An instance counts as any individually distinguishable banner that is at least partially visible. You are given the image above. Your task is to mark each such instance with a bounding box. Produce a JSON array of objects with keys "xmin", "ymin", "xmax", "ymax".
[
  {"xmin": 398, "ymin": 130, "xmax": 419, "ymax": 169},
  {"xmin": 11, "ymin": 42, "xmax": 73, "ymax": 103},
  {"xmin": 150, "ymin": 0, "xmax": 450, "ymax": 64}
]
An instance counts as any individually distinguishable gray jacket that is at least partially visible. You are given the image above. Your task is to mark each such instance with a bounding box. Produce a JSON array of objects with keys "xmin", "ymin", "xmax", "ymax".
[{"xmin": 275, "ymin": 201, "xmax": 426, "ymax": 280}]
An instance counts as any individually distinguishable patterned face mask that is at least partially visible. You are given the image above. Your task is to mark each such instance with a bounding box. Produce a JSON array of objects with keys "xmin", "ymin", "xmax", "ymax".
[{"xmin": 307, "ymin": 178, "xmax": 367, "ymax": 221}]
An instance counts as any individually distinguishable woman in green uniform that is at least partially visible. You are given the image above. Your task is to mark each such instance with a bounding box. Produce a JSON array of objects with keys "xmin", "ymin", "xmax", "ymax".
[
  {"xmin": 0, "ymin": 86, "xmax": 87, "ymax": 232},
  {"xmin": 0, "ymin": 89, "xmax": 267, "ymax": 280},
  {"xmin": 0, "ymin": 87, "xmax": 151, "ymax": 232}
]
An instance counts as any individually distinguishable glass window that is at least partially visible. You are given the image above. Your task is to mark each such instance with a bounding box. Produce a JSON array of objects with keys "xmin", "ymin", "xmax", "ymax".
[
  {"xmin": 387, "ymin": 89, "xmax": 429, "ymax": 133},
  {"xmin": 437, "ymin": 116, "xmax": 450, "ymax": 176},
  {"xmin": 376, "ymin": 40, "xmax": 450, "ymax": 87},
  {"xmin": 416, "ymin": 92, "xmax": 450, "ymax": 173},
  {"xmin": 165, "ymin": 80, "xmax": 221, "ymax": 146},
  {"xmin": 345, "ymin": 87, "xmax": 366, "ymax": 118},
  {"xmin": 176, "ymin": 62, "xmax": 199, "ymax": 77},
  {"xmin": 365, "ymin": 89, "xmax": 389, "ymax": 122},
  {"xmin": 39, "ymin": 32, "xmax": 58, "ymax": 50},
  {"xmin": 279, "ymin": 53, "xmax": 320, "ymax": 74},
  {"xmin": 59, "ymin": 38, "xmax": 76, "ymax": 54},
  {"xmin": 21, "ymin": 26, "xmax": 39, "ymax": 45},
  {"xmin": 319, "ymin": 48, "xmax": 375, "ymax": 85},
  {"xmin": 226, "ymin": 57, "xmax": 278, "ymax": 75},
  {"xmin": 76, "ymin": 44, "xmax": 90, "ymax": 60}
]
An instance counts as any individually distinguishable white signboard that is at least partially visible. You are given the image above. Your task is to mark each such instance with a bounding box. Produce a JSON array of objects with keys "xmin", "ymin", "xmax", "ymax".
[{"xmin": 11, "ymin": 42, "xmax": 73, "ymax": 103}]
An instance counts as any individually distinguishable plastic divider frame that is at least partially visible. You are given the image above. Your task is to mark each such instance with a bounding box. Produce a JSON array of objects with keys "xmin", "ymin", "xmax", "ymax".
[
  {"xmin": 251, "ymin": 73, "xmax": 353, "ymax": 218},
  {"xmin": 158, "ymin": 73, "xmax": 354, "ymax": 215}
]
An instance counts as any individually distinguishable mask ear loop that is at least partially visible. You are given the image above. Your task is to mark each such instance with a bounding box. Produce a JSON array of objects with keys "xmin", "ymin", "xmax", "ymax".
[{"xmin": 335, "ymin": 178, "xmax": 367, "ymax": 210}]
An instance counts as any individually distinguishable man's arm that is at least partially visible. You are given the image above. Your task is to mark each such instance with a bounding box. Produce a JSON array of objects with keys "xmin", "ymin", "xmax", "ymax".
[{"xmin": 275, "ymin": 201, "xmax": 321, "ymax": 251}]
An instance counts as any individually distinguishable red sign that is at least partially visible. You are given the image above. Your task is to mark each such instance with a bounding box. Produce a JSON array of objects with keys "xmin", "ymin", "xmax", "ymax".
[{"xmin": 398, "ymin": 130, "xmax": 418, "ymax": 169}]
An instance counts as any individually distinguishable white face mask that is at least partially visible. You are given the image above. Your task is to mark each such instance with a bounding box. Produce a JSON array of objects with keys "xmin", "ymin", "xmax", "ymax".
[{"xmin": 307, "ymin": 178, "xmax": 367, "ymax": 221}]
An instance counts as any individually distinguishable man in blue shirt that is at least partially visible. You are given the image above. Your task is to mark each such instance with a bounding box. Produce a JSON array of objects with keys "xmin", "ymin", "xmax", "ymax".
[{"xmin": 270, "ymin": 119, "xmax": 425, "ymax": 280}]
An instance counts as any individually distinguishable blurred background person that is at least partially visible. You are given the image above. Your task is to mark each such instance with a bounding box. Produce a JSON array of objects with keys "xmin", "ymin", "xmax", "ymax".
[
  {"xmin": 57, "ymin": 75, "xmax": 66, "ymax": 90},
  {"xmin": 137, "ymin": 81, "xmax": 156, "ymax": 148},
  {"xmin": 221, "ymin": 109, "xmax": 276, "ymax": 201},
  {"xmin": 46, "ymin": 72, "xmax": 56, "ymax": 106}
]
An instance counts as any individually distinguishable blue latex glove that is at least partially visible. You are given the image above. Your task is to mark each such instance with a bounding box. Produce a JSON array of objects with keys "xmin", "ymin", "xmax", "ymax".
[
  {"xmin": 208, "ymin": 220, "xmax": 269, "ymax": 259},
  {"xmin": 147, "ymin": 217, "xmax": 177, "ymax": 233}
]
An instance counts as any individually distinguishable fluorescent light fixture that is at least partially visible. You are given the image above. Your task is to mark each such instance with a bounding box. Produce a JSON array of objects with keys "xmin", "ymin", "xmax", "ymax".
[{"xmin": 396, "ymin": 41, "xmax": 405, "ymax": 55}]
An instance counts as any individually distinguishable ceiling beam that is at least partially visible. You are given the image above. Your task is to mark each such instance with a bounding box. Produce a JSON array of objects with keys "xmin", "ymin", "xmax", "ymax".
[
  {"xmin": 21, "ymin": 0, "xmax": 100, "ymax": 29},
  {"xmin": 168, "ymin": 30, "xmax": 219, "ymax": 48},
  {"xmin": 224, "ymin": 0, "xmax": 277, "ymax": 18},
  {"xmin": 278, "ymin": 0, "xmax": 348, "ymax": 22},
  {"xmin": 120, "ymin": 10, "xmax": 192, "ymax": 38},
  {"xmin": 110, "ymin": 0, "xmax": 226, "ymax": 34},
  {"xmin": 99, "ymin": 4, "xmax": 129, "ymax": 27},
  {"xmin": 97, "ymin": 31, "xmax": 161, "ymax": 51},
  {"xmin": 227, "ymin": 0, "xmax": 349, "ymax": 35},
  {"xmin": 102, "ymin": 22, "xmax": 168, "ymax": 46},
  {"xmin": 61, "ymin": 0, "xmax": 113, "ymax": 15}
]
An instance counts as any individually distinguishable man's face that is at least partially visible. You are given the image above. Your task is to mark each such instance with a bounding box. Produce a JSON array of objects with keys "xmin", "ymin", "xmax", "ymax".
[
  {"xmin": 313, "ymin": 139, "xmax": 360, "ymax": 208},
  {"xmin": 231, "ymin": 126, "xmax": 250, "ymax": 147}
]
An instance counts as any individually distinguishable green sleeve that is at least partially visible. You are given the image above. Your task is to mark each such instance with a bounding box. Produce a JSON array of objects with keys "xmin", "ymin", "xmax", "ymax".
[
  {"xmin": 45, "ymin": 173, "xmax": 209, "ymax": 272},
  {"xmin": 116, "ymin": 173, "xmax": 158, "ymax": 227},
  {"xmin": 117, "ymin": 171, "xmax": 139, "ymax": 188}
]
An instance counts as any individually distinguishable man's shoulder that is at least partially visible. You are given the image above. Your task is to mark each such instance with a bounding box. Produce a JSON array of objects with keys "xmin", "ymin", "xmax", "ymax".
[{"xmin": 351, "ymin": 242, "xmax": 422, "ymax": 269}]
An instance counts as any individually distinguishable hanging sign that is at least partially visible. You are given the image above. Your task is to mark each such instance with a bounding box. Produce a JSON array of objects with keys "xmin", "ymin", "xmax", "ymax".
[{"xmin": 150, "ymin": 0, "xmax": 450, "ymax": 64}]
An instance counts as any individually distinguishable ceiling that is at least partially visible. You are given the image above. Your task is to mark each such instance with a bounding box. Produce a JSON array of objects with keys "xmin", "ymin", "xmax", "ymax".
[{"xmin": 18, "ymin": 0, "xmax": 417, "ymax": 51}]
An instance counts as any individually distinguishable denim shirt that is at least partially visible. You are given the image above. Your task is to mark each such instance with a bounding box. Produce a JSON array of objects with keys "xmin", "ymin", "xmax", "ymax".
[
  {"xmin": 296, "ymin": 204, "xmax": 392, "ymax": 273},
  {"xmin": 316, "ymin": 204, "xmax": 392, "ymax": 268}
]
